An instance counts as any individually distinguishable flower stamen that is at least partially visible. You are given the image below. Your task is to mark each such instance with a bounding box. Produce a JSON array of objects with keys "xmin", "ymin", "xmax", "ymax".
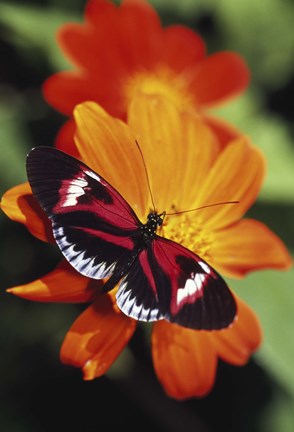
[
  {"xmin": 163, "ymin": 214, "xmax": 212, "ymax": 262},
  {"xmin": 123, "ymin": 65, "xmax": 195, "ymax": 111}
]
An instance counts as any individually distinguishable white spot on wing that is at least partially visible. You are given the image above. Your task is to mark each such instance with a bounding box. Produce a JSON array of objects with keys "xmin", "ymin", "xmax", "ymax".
[
  {"xmin": 198, "ymin": 261, "xmax": 211, "ymax": 274},
  {"xmin": 85, "ymin": 170, "xmax": 101, "ymax": 182},
  {"xmin": 61, "ymin": 177, "xmax": 88, "ymax": 207},
  {"xmin": 176, "ymin": 272, "xmax": 206, "ymax": 305}
]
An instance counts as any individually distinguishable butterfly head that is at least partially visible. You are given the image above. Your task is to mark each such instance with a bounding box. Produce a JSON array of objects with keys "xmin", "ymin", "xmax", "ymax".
[{"xmin": 140, "ymin": 211, "xmax": 166, "ymax": 241}]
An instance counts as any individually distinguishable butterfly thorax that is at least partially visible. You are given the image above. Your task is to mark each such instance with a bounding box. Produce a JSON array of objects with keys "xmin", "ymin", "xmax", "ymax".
[{"xmin": 140, "ymin": 212, "xmax": 165, "ymax": 242}]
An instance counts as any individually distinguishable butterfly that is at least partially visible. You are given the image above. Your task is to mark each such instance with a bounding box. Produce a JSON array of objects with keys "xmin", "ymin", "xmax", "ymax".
[{"xmin": 26, "ymin": 146, "xmax": 237, "ymax": 330}]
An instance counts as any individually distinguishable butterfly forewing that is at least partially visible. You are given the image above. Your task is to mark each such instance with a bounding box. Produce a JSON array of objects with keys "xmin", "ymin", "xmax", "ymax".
[
  {"xmin": 26, "ymin": 146, "xmax": 141, "ymax": 279},
  {"xmin": 151, "ymin": 237, "xmax": 236, "ymax": 329}
]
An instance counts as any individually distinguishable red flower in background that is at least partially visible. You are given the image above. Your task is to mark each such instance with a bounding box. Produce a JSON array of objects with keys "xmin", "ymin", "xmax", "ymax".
[{"xmin": 43, "ymin": 0, "xmax": 249, "ymax": 153}]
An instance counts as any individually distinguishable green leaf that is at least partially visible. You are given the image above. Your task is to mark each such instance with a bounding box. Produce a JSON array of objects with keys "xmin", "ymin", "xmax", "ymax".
[
  {"xmin": 214, "ymin": 0, "xmax": 294, "ymax": 89},
  {"xmin": 0, "ymin": 2, "xmax": 79, "ymax": 71},
  {"xmin": 0, "ymin": 90, "xmax": 29, "ymax": 193},
  {"xmin": 233, "ymin": 266, "xmax": 294, "ymax": 396}
]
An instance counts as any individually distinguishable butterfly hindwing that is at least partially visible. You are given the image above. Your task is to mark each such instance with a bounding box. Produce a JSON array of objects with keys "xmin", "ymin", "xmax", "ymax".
[
  {"xmin": 26, "ymin": 146, "xmax": 141, "ymax": 280},
  {"xmin": 116, "ymin": 248, "xmax": 164, "ymax": 322}
]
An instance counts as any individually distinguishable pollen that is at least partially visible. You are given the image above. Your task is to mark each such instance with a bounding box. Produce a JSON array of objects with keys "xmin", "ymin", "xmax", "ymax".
[
  {"xmin": 163, "ymin": 214, "xmax": 213, "ymax": 262},
  {"xmin": 123, "ymin": 65, "xmax": 195, "ymax": 111}
]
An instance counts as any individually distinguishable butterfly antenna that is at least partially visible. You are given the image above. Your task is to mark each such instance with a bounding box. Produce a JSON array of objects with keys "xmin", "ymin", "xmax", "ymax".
[
  {"xmin": 166, "ymin": 201, "xmax": 239, "ymax": 216},
  {"xmin": 135, "ymin": 140, "xmax": 156, "ymax": 211}
]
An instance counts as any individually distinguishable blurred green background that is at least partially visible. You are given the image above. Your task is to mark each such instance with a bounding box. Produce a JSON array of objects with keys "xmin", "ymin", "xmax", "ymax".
[{"xmin": 0, "ymin": 0, "xmax": 293, "ymax": 431}]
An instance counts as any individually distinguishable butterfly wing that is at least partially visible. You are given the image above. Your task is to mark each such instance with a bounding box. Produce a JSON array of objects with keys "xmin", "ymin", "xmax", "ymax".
[
  {"xmin": 26, "ymin": 146, "xmax": 141, "ymax": 280},
  {"xmin": 116, "ymin": 236, "xmax": 236, "ymax": 330},
  {"xmin": 116, "ymin": 248, "xmax": 164, "ymax": 322}
]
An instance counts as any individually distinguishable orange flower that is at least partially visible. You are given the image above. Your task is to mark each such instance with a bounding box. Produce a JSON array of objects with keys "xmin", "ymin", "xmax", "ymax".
[
  {"xmin": 2, "ymin": 95, "xmax": 291, "ymax": 399},
  {"xmin": 43, "ymin": 0, "xmax": 249, "ymax": 153}
]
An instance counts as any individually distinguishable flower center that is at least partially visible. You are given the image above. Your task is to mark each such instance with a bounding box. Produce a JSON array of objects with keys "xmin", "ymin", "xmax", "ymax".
[
  {"xmin": 123, "ymin": 65, "xmax": 195, "ymax": 110},
  {"xmin": 163, "ymin": 214, "xmax": 212, "ymax": 263}
]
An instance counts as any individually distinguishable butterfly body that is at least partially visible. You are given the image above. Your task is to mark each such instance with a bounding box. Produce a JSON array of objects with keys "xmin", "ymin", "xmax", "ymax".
[
  {"xmin": 139, "ymin": 212, "xmax": 164, "ymax": 241},
  {"xmin": 26, "ymin": 146, "xmax": 237, "ymax": 330}
]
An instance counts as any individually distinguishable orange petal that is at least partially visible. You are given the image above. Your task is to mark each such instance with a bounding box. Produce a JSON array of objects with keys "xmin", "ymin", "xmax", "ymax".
[
  {"xmin": 194, "ymin": 136, "xmax": 266, "ymax": 230},
  {"xmin": 152, "ymin": 320, "xmax": 217, "ymax": 399},
  {"xmin": 128, "ymin": 93, "xmax": 220, "ymax": 212},
  {"xmin": 213, "ymin": 219, "xmax": 293, "ymax": 278},
  {"xmin": 74, "ymin": 101, "xmax": 150, "ymax": 219},
  {"xmin": 190, "ymin": 52, "xmax": 250, "ymax": 107},
  {"xmin": 7, "ymin": 260, "xmax": 96, "ymax": 303},
  {"xmin": 1, "ymin": 182, "xmax": 52, "ymax": 242},
  {"xmin": 211, "ymin": 295, "xmax": 262, "ymax": 365},
  {"xmin": 60, "ymin": 293, "xmax": 136, "ymax": 379}
]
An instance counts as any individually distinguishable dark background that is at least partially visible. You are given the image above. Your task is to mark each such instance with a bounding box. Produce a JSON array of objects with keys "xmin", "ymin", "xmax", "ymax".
[{"xmin": 0, "ymin": 1, "xmax": 293, "ymax": 431}]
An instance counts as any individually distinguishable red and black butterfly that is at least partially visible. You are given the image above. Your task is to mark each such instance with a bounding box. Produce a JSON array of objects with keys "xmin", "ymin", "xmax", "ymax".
[{"xmin": 26, "ymin": 146, "xmax": 237, "ymax": 330}]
